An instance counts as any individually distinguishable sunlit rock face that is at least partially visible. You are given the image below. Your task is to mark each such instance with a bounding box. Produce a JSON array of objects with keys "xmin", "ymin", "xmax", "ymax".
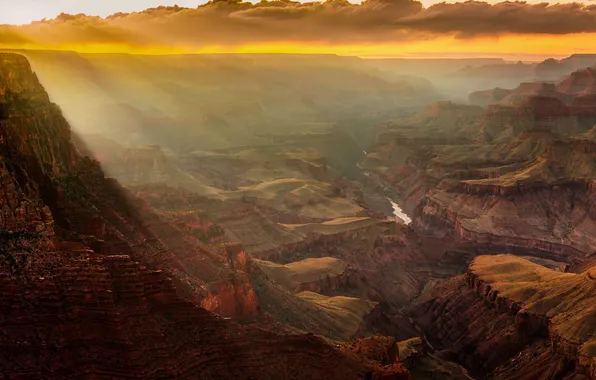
[{"xmin": 410, "ymin": 255, "xmax": 596, "ymax": 379}]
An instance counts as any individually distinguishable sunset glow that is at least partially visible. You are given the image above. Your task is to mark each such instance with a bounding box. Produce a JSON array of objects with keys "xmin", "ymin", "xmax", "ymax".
[{"xmin": 3, "ymin": 32, "xmax": 594, "ymax": 60}]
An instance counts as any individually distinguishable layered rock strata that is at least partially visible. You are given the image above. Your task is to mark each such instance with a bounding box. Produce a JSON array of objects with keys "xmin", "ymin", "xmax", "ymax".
[{"xmin": 410, "ymin": 255, "xmax": 596, "ymax": 379}]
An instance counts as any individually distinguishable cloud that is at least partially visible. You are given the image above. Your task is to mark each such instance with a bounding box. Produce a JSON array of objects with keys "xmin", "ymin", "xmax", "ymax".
[
  {"xmin": 1, "ymin": 0, "xmax": 596, "ymax": 49},
  {"xmin": 400, "ymin": 1, "xmax": 596, "ymax": 36}
]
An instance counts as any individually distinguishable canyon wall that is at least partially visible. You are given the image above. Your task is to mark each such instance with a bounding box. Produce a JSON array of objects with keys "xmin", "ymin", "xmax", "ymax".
[
  {"xmin": 410, "ymin": 256, "xmax": 596, "ymax": 379},
  {"xmin": 0, "ymin": 53, "xmax": 417, "ymax": 378}
]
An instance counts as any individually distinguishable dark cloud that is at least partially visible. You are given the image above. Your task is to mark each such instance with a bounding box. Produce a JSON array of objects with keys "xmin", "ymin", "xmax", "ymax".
[
  {"xmin": 399, "ymin": 1, "xmax": 596, "ymax": 35},
  {"xmin": 1, "ymin": 0, "xmax": 596, "ymax": 49}
]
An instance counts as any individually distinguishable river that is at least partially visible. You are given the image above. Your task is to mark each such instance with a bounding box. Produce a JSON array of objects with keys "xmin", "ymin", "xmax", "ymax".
[{"xmin": 388, "ymin": 198, "xmax": 412, "ymax": 225}]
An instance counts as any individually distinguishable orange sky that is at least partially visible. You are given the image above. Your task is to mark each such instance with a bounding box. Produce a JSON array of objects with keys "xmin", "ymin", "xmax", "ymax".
[
  {"xmin": 8, "ymin": 33, "xmax": 592, "ymax": 60},
  {"xmin": 2, "ymin": 1, "xmax": 596, "ymax": 59}
]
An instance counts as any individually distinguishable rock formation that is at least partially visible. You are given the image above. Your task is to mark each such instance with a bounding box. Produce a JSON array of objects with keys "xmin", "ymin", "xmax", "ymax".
[
  {"xmin": 469, "ymin": 66, "xmax": 596, "ymax": 109},
  {"xmin": 558, "ymin": 67, "xmax": 596, "ymax": 96},
  {"xmin": 410, "ymin": 255, "xmax": 596, "ymax": 379},
  {"xmin": 342, "ymin": 337, "xmax": 410, "ymax": 380},
  {"xmin": 363, "ymin": 78, "xmax": 596, "ymax": 265},
  {"xmin": 499, "ymin": 83, "xmax": 563, "ymax": 107},
  {"xmin": 411, "ymin": 133, "xmax": 596, "ymax": 264},
  {"xmin": 469, "ymin": 87, "xmax": 512, "ymax": 107},
  {"xmin": 0, "ymin": 52, "xmax": 414, "ymax": 379}
]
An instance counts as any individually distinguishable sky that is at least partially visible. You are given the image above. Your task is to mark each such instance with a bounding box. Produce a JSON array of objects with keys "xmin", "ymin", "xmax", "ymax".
[
  {"xmin": 0, "ymin": 0, "xmax": 580, "ymax": 24},
  {"xmin": 1, "ymin": 0, "xmax": 596, "ymax": 59},
  {"xmin": 1, "ymin": 1, "xmax": 201, "ymax": 25}
]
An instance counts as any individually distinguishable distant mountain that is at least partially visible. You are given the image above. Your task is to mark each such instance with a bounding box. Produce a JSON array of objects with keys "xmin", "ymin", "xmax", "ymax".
[
  {"xmin": 470, "ymin": 65, "xmax": 596, "ymax": 107},
  {"xmin": 456, "ymin": 54, "xmax": 596, "ymax": 94}
]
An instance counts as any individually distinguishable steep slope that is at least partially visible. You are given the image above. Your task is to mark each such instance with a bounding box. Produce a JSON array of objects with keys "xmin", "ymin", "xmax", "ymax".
[
  {"xmin": 413, "ymin": 135, "xmax": 596, "ymax": 264},
  {"xmin": 0, "ymin": 253, "xmax": 370, "ymax": 379},
  {"xmin": 498, "ymin": 83, "xmax": 564, "ymax": 107},
  {"xmin": 1, "ymin": 51, "xmax": 268, "ymax": 317},
  {"xmin": 558, "ymin": 67, "xmax": 596, "ymax": 96},
  {"xmin": 0, "ymin": 52, "xmax": 410, "ymax": 379},
  {"xmin": 410, "ymin": 255, "xmax": 596, "ymax": 379}
]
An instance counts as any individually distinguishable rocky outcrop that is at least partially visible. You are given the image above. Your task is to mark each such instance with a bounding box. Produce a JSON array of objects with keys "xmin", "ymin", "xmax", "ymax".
[
  {"xmin": 254, "ymin": 218, "xmax": 436, "ymax": 331},
  {"xmin": 341, "ymin": 337, "xmax": 410, "ymax": 380},
  {"xmin": 558, "ymin": 67, "xmax": 596, "ymax": 96},
  {"xmin": 469, "ymin": 87, "xmax": 512, "ymax": 107},
  {"xmin": 517, "ymin": 95, "xmax": 571, "ymax": 120},
  {"xmin": 499, "ymin": 83, "xmax": 564, "ymax": 107},
  {"xmin": 413, "ymin": 186, "xmax": 596, "ymax": 264},
  {"xmin": 254, "ymin": 257, "xmax": 359, "ymax": 294},
  {"xmin": 471, "ymin": 64, "xmax": 596, "ymax": 106},
  {"xmin": 468, "ymin": 256, "xmax": 596, "ymax": 379},
  {"xmin": 411, "ymin": 132, "xmax": 596, "ymax": 265},
  {"xmin": 408, "ymin": 274, "xmax": 527, "ymax": 377},
  {"xmin": 410, "ymin": 255, "xmax": 596, "ymax": 379},
  {"xmin": 466, "ymin": 67, "xmax": 596, "ymax": 132},
  {"xmin": 571, "ymin": 94, "xmax": 596, "ymax": 119},
  {"xmin": 483, "ymin": 96, "xmax": 580, "ymax": 139}
]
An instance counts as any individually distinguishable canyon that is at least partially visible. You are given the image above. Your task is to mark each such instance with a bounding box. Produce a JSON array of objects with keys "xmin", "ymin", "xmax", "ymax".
[
  {"xmin": 3, "ymin": 47, "xmax": 596, "ymax": 380},
  {"xmin": 358, "ymin": 62, "xmax": 596, "ymax": 379},
  {"xmin": 0, "ymin": 52, "xmax": 418, "ymax": 379}
]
